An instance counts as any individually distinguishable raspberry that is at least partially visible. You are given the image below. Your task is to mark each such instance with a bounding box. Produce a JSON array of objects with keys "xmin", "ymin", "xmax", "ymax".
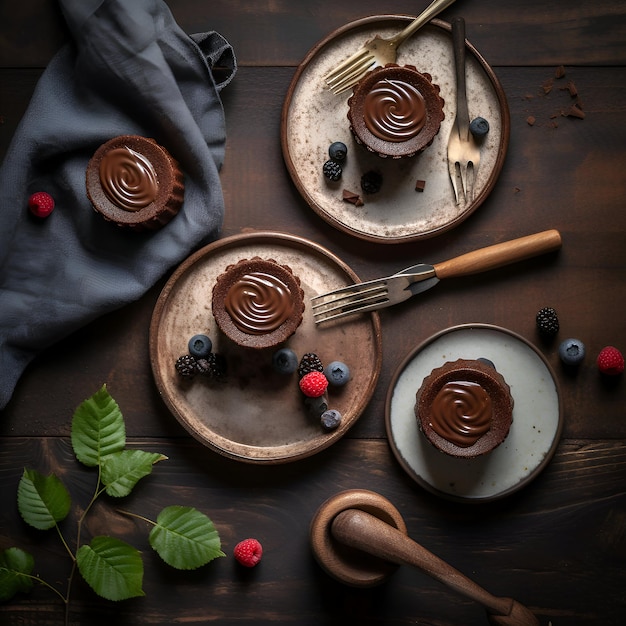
[
  {"xmin": 299, "ymin": 371, "xmax": 329, "ymax": 397},
  {"xmin": 233, "ymin": 538, "xmax": 263, "ymax": 567},
  {"xmin": 597, "ymin": 346, "xmax": 624, "ymax": 375},
  {"xmin": 28, "ymin": 191, "xmax": 55, "ymax": 218}
]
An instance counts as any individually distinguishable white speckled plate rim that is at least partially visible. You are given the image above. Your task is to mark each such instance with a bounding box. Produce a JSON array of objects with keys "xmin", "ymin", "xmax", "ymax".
[
  {"xmin": 385, "ymin": 324, "xmax": 563, "ymax": 501},
  {"xmin": 282, "ymin": 17, "xmax": 509, "ymax": 243}
]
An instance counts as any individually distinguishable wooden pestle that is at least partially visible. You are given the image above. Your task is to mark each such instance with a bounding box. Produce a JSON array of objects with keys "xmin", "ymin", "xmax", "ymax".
[{"xmin": 331, "ymin": 508, "xmax": 540, "ymax": 626}]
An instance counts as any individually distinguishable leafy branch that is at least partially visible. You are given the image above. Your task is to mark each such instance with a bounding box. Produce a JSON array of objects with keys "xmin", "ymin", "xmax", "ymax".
[{"xmin": 0, "ymin": 384, "xmax": 225, "ymax": 623}]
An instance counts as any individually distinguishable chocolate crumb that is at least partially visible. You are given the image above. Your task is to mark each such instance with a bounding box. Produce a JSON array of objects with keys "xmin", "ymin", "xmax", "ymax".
[
  {"xmin": 526, "ymin": 115, "xmax": 536, "ymax": 126},
  {"xmin": 560, "ymin": 80, "xmax": 578, "ymax": 97},
  {"xmin": 555, "ymin": 65, "xmax": 566, "ymax": 78},
  {"xmin": 514, "ymin": 187, "xmax": 521, "ymax": 193},
  {"xmin": 542, "ymin": 78, "xmax": 554, "ymax": 94},
  {"xmin": 342, "ymin": 189, "xmax": 364, "ymax": 206},
  {"xmin": 563, "ymin": 103, "xmax": 585, "ymax": 119},
  {"xmin": 415, "ymin": 180, "xmax": 426, "ymax": 192}
]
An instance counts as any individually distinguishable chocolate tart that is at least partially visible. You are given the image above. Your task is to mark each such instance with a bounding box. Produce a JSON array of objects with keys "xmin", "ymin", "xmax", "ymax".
[
  {"xmin": 211, "ymin": 257, "xmax": 305, "ymax": 350},
  {"xmin": 86, "ymin": 135, "xmax": 184, "ymax": 231},
  {"xmin": 415, "ymin": 358, "xmax": 513, "ymax": 458},
  {"xmin": 347, "ymin": 63, "xmax": 445, "ymax": 159}
]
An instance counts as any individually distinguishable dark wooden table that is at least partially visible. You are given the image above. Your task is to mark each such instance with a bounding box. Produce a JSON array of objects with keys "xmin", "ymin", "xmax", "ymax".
[{"xmin": 1, "ymin": 1, "xmax": 625, "ymax": 624}]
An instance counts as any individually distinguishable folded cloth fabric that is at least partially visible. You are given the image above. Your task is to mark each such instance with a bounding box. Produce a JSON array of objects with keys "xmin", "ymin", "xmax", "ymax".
[{"xmin": 0, "ymin": 0, "xmax": 236, "ymax": 409}]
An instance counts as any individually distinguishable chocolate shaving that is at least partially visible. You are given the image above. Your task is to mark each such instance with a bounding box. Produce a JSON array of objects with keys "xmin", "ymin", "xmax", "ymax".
[
  {"xmin": 560, "ymin": 80, "xmax": 578, "ymax": 97},
  {"xmin": 542, "ymin": 78, "xmax": 554, "ymax": 94},
  {"xmin": 342, "ymin": 189, "xmax": 364, "ymax": 206},
  {"xmin": 555, "ymin": 65, "xmax": 566, "ymax": 78},
  {"xmin": 563, "ymin": 103, "xmax": 585, "ymax": 119},
  {"xmin": 415, "ymin": 179, "xmax": 426, "ymax": 192},
  {"xmin": 526, "ymin": 115, "xmax": 536, "ymax": 126}
]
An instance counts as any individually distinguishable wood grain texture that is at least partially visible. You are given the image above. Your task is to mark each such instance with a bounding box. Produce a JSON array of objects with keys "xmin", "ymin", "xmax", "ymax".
[{"xmin": 1, "ymin": 1, "xmax": 625, "ymax": 624}]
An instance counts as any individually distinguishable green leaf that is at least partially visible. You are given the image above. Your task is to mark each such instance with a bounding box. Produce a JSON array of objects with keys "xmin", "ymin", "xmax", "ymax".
[
  {"xmin": 17, "ymin": 469, "xmax": 71, "ymax": 530},
  {"xmin": 149, "ymin": 506, "xmax": 225, "ymax": 570},
  {"xmin": 0, "ymin": 547, "xmax": 35, "ymax": 601},
  {"xmin": 100, "ymin": 450, "xmax": 167, "ymax": 498},
  {"xmin": 71, "ymin": 384, "xmax": 126, "ymax": 467},
  {"xmin": 76, "ymin": 536, "xmax": 144, "ymax": 601}
]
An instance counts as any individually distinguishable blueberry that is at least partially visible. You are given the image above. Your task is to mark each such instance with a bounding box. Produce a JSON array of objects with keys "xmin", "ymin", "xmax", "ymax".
[
  {"xmin": 329, "ymin": 141, "xmax": 348, "ymax": 162},
  {"xmin": 305, "ymin": 394, "xmax": 329, "ymax": 419},
  {"xmin": 272, "ymin": 348, "xmax": 299, "ymax": 375},
  {"xmin": 559, "ymin": 338, "xmax": 585, "ymax": 366},
  {"xmin": 469, "ymin": 117, "xmax": 490, "ymax": 139},
  {"xmin": 477, "ymin": 357, "xmax": 495, "ymax": 369},
  {"xmin": 320, "ymin": 409, "xmax": 342, "ymax": 431},
  {"xmin": 188, "ymin": 334, "xmax": 212, "ymax": 359},
  {"xmin": 324, "ymin": 361, "xmax": 350, "ymax": 386}
]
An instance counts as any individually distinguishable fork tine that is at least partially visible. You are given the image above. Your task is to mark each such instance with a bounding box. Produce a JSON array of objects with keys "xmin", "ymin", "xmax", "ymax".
[
  {"xmin": 312, "ymin": 282, "xmax": 389, "ymax": 323},
  {"xmin": 326, "ymin": 56, "xmax": 377, "ymax": 94},
  {"xmin": 324, "ymin": 48, "xmax": 370, "ymax": 83},
  {"xmin": 311, "ymin": 282, "xmax": 387, "ymax": 309},
  {"xmin": 448, "ymin": 159, "xmax": 461, "ymax": 205}
]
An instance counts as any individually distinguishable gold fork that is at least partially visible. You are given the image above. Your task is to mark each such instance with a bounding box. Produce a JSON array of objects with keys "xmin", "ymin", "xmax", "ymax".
[
  {"xmin": 447, "ymin": 16, "xmax": 481, "ymax": 204},
  {"xmin": 323, "ymin": 0, "xmax": 458, "ymax": 95}
]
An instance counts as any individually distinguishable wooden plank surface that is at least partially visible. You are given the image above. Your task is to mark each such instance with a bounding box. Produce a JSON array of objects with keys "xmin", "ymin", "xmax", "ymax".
[{"xmin": 1, "ymin": 1, "xmax": 625, "ymax": 625}]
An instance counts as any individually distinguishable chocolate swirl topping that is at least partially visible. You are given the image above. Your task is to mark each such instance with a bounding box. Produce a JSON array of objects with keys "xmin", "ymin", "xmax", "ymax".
[
  {"xmin": 99, "ymin": 146, "xmax": 158, "ymax": 212},
  {"xmin": 429, "ymin": 381, "xmax": 492, "ymax": 447},
  {"xmin": 364, "ymin": 78, "xmax": 426, "ymax": 142},
  {"xmin": 225, "ymin": 272, "xmax": 293, "ymax": 335}
]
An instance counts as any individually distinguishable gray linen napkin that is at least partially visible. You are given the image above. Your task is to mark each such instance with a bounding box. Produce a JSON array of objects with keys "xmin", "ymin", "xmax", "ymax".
[{"xmin": 0, "ymin": 0, "xmax": 236, "ymax": 409}]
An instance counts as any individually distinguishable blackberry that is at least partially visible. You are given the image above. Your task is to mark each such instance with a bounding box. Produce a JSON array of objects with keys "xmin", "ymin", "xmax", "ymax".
[
  {"xmin": 536, "ymin": 307, "xmax": 560, "ymax": 338},
  {"xmin": 298, "ymin": 352, "xmax": 324, "ymax": 378},
  {"xmin": 360, "ymin": 170, "xmax": 383, "ymax": 194},
  {"xmin": 175, "ymin": 354, "xmax": 198, "ymax": 379},
  {"xmin": 323, "ymin": 159, "xmax": 342, "ymax": 181},
  {"xmin": 196, "ymin": 353, "xmax": 227, "ymax": 379},
  {"xmin": 328, "ymin": 141, "xmax": 347, "ymax": 162}
]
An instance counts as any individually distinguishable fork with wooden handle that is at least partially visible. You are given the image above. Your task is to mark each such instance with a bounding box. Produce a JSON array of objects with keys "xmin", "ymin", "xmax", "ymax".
[{"xmin": 312, "ymin": 230, "xmax": 562, "ymax": 323}]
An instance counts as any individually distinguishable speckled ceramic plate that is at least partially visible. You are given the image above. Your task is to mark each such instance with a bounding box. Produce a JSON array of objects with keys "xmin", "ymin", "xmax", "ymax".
[
  {"xmin": 281, "ymin": 17, "xmax": 510, "ymax": 243},
  {"xmin": 150, "ymin": 231, "xmax": 382, "ymax": 464},
  {"xmin": 385, "ymin": 324, "xmax": 562, "ymax": 501}
]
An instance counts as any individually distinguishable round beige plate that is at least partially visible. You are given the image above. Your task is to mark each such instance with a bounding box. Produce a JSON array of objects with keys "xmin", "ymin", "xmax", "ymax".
[
  {"xmin": 281, "ymin": 17, "xmax": 510, "ymax": 243},
  {"xmin": 150, "ymin": 231, "xmax": 382, "ymax": 464},
  {"xmin": 385, "ymin": 324, "xmax": 563, "ymax": 501}
]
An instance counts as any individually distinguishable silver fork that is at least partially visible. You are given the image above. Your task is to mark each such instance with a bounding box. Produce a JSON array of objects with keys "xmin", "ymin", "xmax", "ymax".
[
  {"xmin": 447, "ymin": 16, "xmax": 480, "ymax": 204},
  {"xmin": 311, "ymin": 230, "xmax": 562, "ymax": 323}
]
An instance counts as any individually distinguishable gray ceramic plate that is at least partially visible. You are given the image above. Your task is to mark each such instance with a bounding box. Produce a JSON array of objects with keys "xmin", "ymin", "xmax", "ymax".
[
  {"xmin": 385, "ymin": 324, "xmax": 563, "ymax": 501},
  {"xmin": 281, "ymin": 17, "xmax": 510, "ymax": 243},
  {"xmin": 150, "ymin": 231, "xmax": 382, "ymax": 464}
]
